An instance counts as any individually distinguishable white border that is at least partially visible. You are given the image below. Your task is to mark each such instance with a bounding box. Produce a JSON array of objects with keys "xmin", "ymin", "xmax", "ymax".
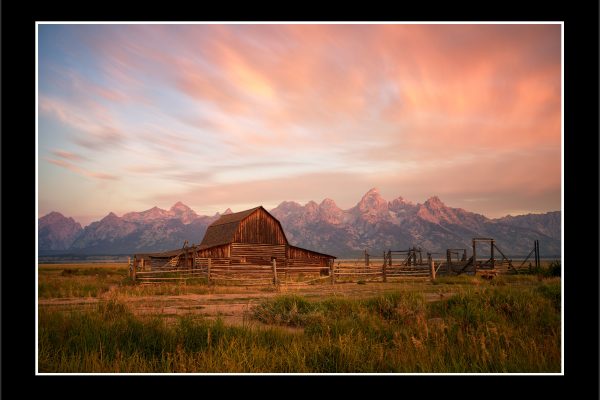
[
  {"xmin": 37, "ymin": 21, "xmax": 563, "ymax": 24},
  {"xmin": 560, "ymin": 21, "xmax": 564, "ymax": 374},
  {"xmin": 35, "ymin": 21, "xmax": 564, "ymax": 376},
  {"xmin": 35, "ymin": 21, "xmax": 40, "ymax": 374}
]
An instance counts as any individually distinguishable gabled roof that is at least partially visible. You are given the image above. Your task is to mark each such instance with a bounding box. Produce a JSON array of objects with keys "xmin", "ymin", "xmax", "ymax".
[
  {"xmin": 210, "ymin": 207, "xmax": 261, "ymax": 226},
  {"xmin": 134, "ymin": 248, "xmax": 185, "ymax": 259},
  {"xmin": 200, "ymin": 206, "xmax": 279, "ymax": 249}
]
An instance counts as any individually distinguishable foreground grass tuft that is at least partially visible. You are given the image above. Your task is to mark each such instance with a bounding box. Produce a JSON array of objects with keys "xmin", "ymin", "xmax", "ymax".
[{"xmin": 40, "ymin": 281, "xmax": 560, "ymax": 373}]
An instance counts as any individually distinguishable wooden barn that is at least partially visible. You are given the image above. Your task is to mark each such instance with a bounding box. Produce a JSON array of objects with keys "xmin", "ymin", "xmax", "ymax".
[{"xmin": 132, "ymin": 206, "xmax": 336, "ymax": 272}]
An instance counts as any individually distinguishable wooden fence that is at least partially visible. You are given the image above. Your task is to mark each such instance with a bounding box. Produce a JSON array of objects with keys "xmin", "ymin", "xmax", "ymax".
[
  {"xmin": 331, "ymin": 260, "xmax": 433, "ymax": 283},
  {"xmin": 133, "ymin": 257, "xmax": 330, "ymax": 285},
  {"xmin": 132, "ymin": 255, "xmax": 527, "ymax": 286}
]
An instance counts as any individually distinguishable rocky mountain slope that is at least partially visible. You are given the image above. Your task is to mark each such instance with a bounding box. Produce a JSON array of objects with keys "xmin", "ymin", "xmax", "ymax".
[
  {"xmin": 38, "ymin": 212, "xmax": 83, "ymax": 251},
  {"xmin": 38, "ymin": 189, "xmax": 561, "ymax": 257}
]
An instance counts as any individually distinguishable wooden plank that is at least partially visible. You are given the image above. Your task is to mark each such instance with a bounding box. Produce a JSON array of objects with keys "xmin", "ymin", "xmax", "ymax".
[
  {"xmin": 210, "ymin": 266, "xmax": 274, "ymax": 271},
  {"xmin": 138, "ymin": 272, "xmax": 207, "ymax": 277},
  {"xmin": 278, "ymin": 267, "xmax": 324, "ymax": 272},
  {"xmin": 387, "ymin": 271, "xmax": 430, "ymax": 275},
  {"xmin": 272, "ymin": 259, "xmax": 278, "ymax": 285},
  {"xmin": 137, "ymin": 273, "xmax": 208, "ymax": 279},
  {"xmin": 207, "ymin": 258, "xmax": 211, "ymax": 284},
  {"xmin": 137, "ymin": 268, "xmax": 207, "ymax": 275},
  {"xmin": 232, "ymin": 208, "xmax": 287, "ymax": 245},
  {"xmin": 334, "ymin": 272, "xmax": 382, "ymax": 276},
  {"xmin": 209, "ymin": 275, "xmax": 273, "ymax": 282},
  {"xmin": 137, "ymin": 277, "xmax": 192, "ymax": 281}
]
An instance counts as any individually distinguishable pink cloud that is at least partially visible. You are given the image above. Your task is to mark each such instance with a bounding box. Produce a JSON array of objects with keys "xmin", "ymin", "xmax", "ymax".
[
  {"xmin": 82, "ymin": 25, "xmax": 560, "ymax": 152},
  {"xmin": 45, "ymin": 158, "xmax": 119, "ymax": 181},
  {"xmin": 40, "ymin": 24, "xmax": 561, "ymax": 218},
  {"xmin": 52, "ymin": 149, "xmax": 87, "ymax": 162},
  {"xmin": 40, "ymin": 96, "xmax": 126, "ymax": 150}
]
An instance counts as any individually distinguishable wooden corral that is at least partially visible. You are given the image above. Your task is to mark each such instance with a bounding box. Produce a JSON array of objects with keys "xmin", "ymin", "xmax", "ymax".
[
  {"xmin": 383, "ymin": 247, "xmax": 426, "ymax": 268},
  {"xmin": 131, "ymin": 206, "xmax": 336, "ymax": 284},
  {"xmin": 439, "ymin": 239, "xmax": 532, "ymax": 276}
]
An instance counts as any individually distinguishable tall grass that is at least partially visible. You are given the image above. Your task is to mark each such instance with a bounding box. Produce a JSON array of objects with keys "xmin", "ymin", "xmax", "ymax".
[
  {"xmin": 38, "ymin": 271, "xmax": 125, "ymax": 298},
  {"xmin": 39, "ymin": 281, "xmax": 560, "ymax": 373}
]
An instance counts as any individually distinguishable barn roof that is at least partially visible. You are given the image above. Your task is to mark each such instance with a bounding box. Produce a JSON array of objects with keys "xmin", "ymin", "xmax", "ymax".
[
  {"xmin": 288, "ymin": 245, "xmax": 337, "ymax": 259},
  {"xmin": 210, "ymin": 207, "xmax": 261, "ymax": 226},
  {"xmin": 135, "ymin": 248, "xmax": 185, "ymax": 259},
  {"xmin": 199, "ymin": 206, "xmax": 279, "ymax": 249}
]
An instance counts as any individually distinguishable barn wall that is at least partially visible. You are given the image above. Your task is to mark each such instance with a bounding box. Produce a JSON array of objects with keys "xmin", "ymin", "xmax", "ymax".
[
  {"xmin": 232, "ymin": 208, "xmax": 287, "ymax": 245},
  {"xmin": 196, "ymin": 244, "xmax": 230, "ymax": 258},
  {"xmin": 286, "ymin": 246, "xmax": 333, "ymax": 268},
  {"xmin": 230, "ymin": 243, "xmax": 286, "ymax": 264},
  {"xmin": 287, "ymin": 246, "xmax": 329, "ymax": 260},
  {"xmin": 286, "ymin": 258, "xmax": 327, "ymax": 268},
  {"xmin": 171, "ymin": 245, "xmax": 231, "ymax": 268}
]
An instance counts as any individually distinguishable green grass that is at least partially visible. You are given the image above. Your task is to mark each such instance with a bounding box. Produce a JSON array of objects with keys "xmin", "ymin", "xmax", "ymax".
[
  {"xmin": 118, "ymin": 282, "xmax": 211, "ymax": 297},
  {"xmin": 38, "ymin": 264, "xmax": 129, "ymax": 298},
  {"xmin": 526, "ymin": 260, "xmax": 561, "ymax": 277},
  {"xmin": 39, "ymin": 280, "xmax": 561, "ymax": 373},
  {"xmin": 38, "ymin": 264, "xmax": 214, "ymax": 298}
]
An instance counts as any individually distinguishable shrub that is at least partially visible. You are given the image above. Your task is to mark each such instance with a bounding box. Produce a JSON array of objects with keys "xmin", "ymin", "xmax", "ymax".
[{"xmin": 546, "ymin": 260, "xmax": 561, "ymax": 277}]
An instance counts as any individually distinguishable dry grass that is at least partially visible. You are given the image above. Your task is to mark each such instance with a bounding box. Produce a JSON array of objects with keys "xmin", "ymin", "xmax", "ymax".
[
  {"xmin": 37, "ymin": 262, "xmax": 561, "ymax": 373},
  {"xmin": 39, "ymin": 280, "xmax": 561, "ymax": 373},
  {"xmin": 38, "ymin": 264, "xmax": 127, "ymax": 298}
]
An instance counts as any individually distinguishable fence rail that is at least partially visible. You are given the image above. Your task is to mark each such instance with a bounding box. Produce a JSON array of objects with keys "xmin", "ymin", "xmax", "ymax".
[
  {"xmin": 330, "ymin": 261, "xmax": 434, "ymax": 283},
  {"xmin": 132, "ymin": 255, "xmax": 527, "ymax": 285}
]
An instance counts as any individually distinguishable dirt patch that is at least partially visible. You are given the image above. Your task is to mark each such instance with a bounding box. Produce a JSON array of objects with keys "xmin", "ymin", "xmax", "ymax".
[{"xmin": 39, "ymin": 281, "xmax": 455, "ymax": 330}]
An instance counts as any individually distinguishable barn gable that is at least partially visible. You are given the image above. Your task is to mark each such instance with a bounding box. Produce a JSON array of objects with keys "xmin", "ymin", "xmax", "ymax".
[{"xmin": 199, "ymin": 206, "xmax": 288, "ymax": 249}]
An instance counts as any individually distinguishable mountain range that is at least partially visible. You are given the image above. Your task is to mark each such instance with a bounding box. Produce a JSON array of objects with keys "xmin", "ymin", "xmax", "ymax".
[{"xmin": 38, "ymin": 189, "xmax": 561, "ymax": 258}]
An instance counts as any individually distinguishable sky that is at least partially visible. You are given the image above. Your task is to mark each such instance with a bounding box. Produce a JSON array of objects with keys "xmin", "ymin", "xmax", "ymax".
[{"xmin": 37, "ymin": 23, "xmax": 562, "ymax": 227}]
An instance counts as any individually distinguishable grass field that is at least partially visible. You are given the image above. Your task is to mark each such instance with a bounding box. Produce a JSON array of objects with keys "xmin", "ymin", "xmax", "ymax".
[{"xmin": 37, "ymin": 262, "xmax": 561, "ymax": 373}]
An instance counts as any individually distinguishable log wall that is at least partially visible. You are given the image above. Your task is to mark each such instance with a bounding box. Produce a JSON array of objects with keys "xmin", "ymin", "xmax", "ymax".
[
  {"xmin": 232, "ymin": 208, "xmax": 287, "ymax": 245},
  {"xmin": 196, "ymin": 244, "xmax": 230, "ymax": 259},
  {"xmin": 231, "ymin": 243, "xmax": 286, "ymax": 264}
]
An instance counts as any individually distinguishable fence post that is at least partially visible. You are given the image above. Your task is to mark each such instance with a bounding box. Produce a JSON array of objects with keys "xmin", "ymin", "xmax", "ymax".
[
  {"xmin": 207, "ymin": 258, "xmax": 212, "ymax": 285},
  {"xmin": 330, "ymin": 260, "xmax": 335, "ymax": 285},
  {"xmin": 382, "ymin": 253, "xmax": 387, "ymax": 282},
  {"xmin": 472, "ymin": 240, "xmax": 477, "ymax": 275},
  {"xmin": 430, "ymin": 257, "xmax": 436, "ymax": 280},
  {"xmin": 272, "ymin": 258, "xmax": 278, "ymax": 285},
  {"xmin": 491, "ymin": 240, "xmax": 495, "ymax": 270},
  {"xmin": 132, "ymin": 259, "xmax": 137, "ymax": 282}
]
